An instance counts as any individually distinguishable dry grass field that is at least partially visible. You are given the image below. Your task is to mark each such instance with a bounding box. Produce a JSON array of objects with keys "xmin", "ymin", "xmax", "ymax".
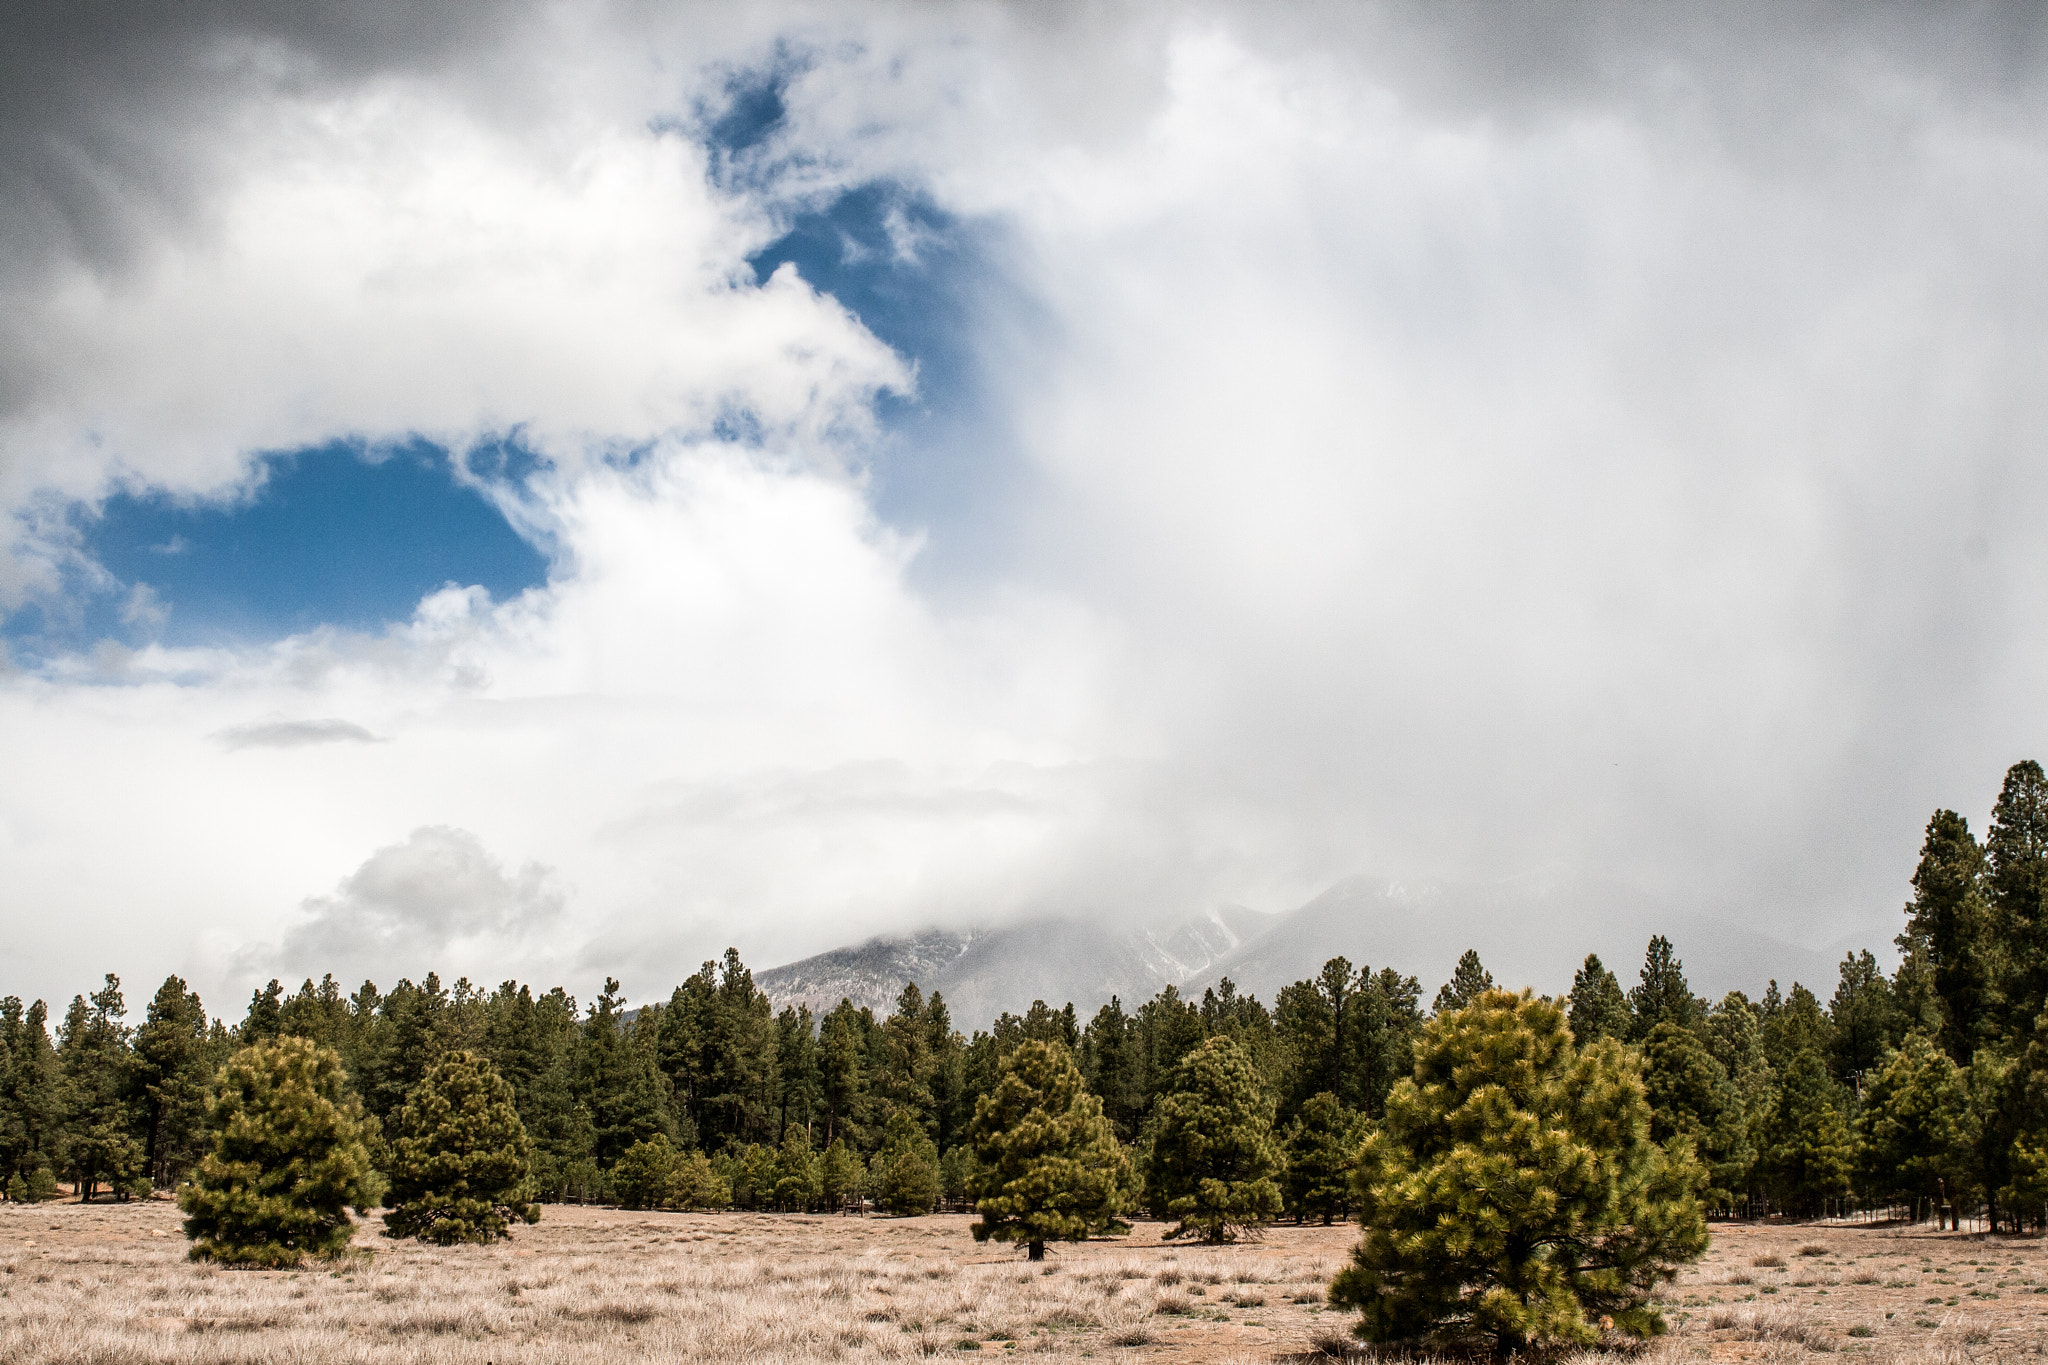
[{"xmin": 3, "ymin": 1198, "xmax": 2047, "ymax": 1363}]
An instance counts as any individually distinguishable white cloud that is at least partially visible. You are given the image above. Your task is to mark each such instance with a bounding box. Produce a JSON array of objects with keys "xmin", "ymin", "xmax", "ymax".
[{"xmin": 4, "ymin": 5, "xmax": 2048, "ymax": 1014}]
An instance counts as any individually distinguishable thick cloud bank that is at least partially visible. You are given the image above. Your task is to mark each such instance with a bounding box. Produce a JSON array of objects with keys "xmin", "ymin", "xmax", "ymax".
[{"xmin": 3, "ymin": 3, "xmax": 2047, "ymax": 1011}]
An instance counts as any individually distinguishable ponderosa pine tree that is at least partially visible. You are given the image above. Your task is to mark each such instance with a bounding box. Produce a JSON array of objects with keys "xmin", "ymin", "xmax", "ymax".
[
  {"xmin": 1, "ymin": 998, "xmax": 63, "ymax": 1192},
  {"xmin": 611, "ymin": 1132, "xmax": 681, "ymax": 1210},
  {"xmin": 1432, "ymin": 951, "xmax": 1494, "ymax": 1017},
  {"xmin": 1628, "ymin": 936, "xmax": 1701, "ymax": 1039},
  {"xmin": 1857, "ymin": 1030, "xmax": 1973, "ymax": 1205},
  {"xmin": 1567, "ymin": 954, "xmax": 1631, "ymax": 1045},
  {"xmin": 967, "ymin": 1039, "xmax": 1128, "ymax": 1260},
  {"xmin": 1829, "ymin": 951, "xmax": 1905, "ymax": 1087},
  {"xmin": 868, "ymin": 1107, "xmax": 940, "ymax": 1215},
  {"xmin": 1280, "ymin": 1090, "xmax": 1356, "ymax": 1225},
  {"xmin": 58, "ymin": 975, "xmax": 138, "ymax": 1200},
  {"xmin": 133, "ymin": 975, "xmax": 214, "ymax": 1187},
  {"xmin": 180, "ymin": 1037, "xmax": 384, "ymax": 1266},
  {"xmin": 1641, "ymin": 1020, "xmax": 1742, "ymax": 1208},
  {"xmin": 1900, "ymin": 809, "xmax": 1997, "ymax": 1063},
  {"xmin": 773, "ymin": 1123, "xmax": 822, "ymax": 1210},
  {"xmin": 1331, "ymin": 989, "xmax": 1706, "ymax": 1353},
  {"xmin": 1146, "ymin": 1033, "xmax": 1282, "ymax": 1242},
  {"xmin": 1761, "ymin": 1048, "xmax": 1855, "ymax": 1215},
  {"xmin": 1987, "ymin": 760, "xmax": 2048, "ymax": 1031},
  {"xmin": 821, "ymin": 1136, "xmax": 863, "ymax": 1210},
  {"xmin": 383, "ymin": 1050, "xmax": 539, "ymax": 1244}
]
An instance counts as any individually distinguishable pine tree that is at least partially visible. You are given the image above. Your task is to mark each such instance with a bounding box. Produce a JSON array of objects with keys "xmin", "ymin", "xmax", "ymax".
[
  {"xmin": 0, "ymin": 998, "xmax": 63, "ymax": 1190},
  {"xmin": 58, "ymin": 975, "xmax": 139, "ymax": 1200},
  {"xmin": 1987, "ymin": 760, "xmax": 2048, "ymax": 1030},
  {"xmin": 1146, "ymin": 1034, "xmax": 1282, "ymax": 1242},
  {"xmin": 1566, "ymin": 954, "xmax": 1631, "ymax": 1045},
  {"xmin": 772, "ymin": 1123, "xmax": 822, "ymax": 1211},
  {"xmin": 1828, "ymin": 951, "xmax": 1904, "ymax": 1087},
  {"xmin": 1628, "ymin": 936, "xmax": 1700, "ymax": 1039},
  {"xmin": 868, "ymin": 1108, "xmax": 940, "ymax": 1215},
  {"xmin": 1857, "ymin": 1031, "xmax": 1973, "ymax": 1204},
  {"xmin": 967, "ymin": 1039, "xmax": 1128, "ymax": 1260},
  {"xmin": 180, "ymin": 1037, "xmax": 384, "ymax": 1266},
  {"xmin": 1641, "ymin": 1021, "xmax": 1743, "ymax": 1208},
  {"xmin": 133, "ymin": 975, "xmax": 214, "ymax": 1188},
  {"xmin": 821, "ymin": 1137, "xmax": 864, "ymax": 1211},
  {"xmin": 1900, "ymin": 808, "xmax": 1997, "ymax": 1062},
  {"xmin": 1762, "ymin": 1048, "xmax": 1855, "ymax": 1215},
  {"xmin": 576, "ymin": 978, "xmax": 673, "ymax": 1166},
  {"xmin": 383, "ymin": 1050, "xmax": 539, "ymax": 1243},
  {"xmin": 1280, "ymin": 1091, "xmax": 1356, "ymax": 1225},
  {"xmin": 612, "ymin": 1133, "xmax": 681, "ymax": 1210},
  {"xmin": 1432, "ymin": 951, "xmax": 1494, "ymax": 1016},
  {"xmin": 1330, "ymin": 990, "xmax": 1707, "ymax": 1352}
]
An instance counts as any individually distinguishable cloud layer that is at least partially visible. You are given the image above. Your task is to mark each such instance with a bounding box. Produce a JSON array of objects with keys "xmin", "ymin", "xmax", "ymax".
[{"xmin": 4, "ymin": 3, "xmax": 2048, "ymax": 1012}]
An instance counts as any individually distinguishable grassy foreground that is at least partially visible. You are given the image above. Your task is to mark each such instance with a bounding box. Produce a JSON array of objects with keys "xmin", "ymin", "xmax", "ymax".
[{"xmin": 2, "ymin": 1199, "xmax": 2046, "ymax": 1362}]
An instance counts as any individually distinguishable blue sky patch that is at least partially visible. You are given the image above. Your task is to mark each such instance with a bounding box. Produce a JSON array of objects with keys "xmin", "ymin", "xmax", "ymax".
[{"xmin": 6, "ymin": 441, "xmax": 550, "ymax": 656}]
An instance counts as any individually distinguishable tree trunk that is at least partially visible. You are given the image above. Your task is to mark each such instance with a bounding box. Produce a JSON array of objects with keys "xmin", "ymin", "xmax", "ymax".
[{"xmin": 1028, "ymin": 1240, "xmax": 1045, "ymax": 1261}]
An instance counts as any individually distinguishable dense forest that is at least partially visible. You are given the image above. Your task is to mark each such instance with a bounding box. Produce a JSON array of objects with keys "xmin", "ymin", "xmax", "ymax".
[{"xmin": 9, "ymin": 759, "xmax": 2048, "ymax": 1229}]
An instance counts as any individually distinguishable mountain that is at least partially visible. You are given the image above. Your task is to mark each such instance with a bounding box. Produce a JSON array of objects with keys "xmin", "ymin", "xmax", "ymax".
[
  {"xmin": 756, "ymin": 905, "xmax": 1273, "ymax": 1024},
  {"xmin": 758, "ymin": 875, "xmax": 1858, "ymax": 1027},
  {"xmin": 1186, "ymin": 875, "xmax": 1839, "ymax": 1006}
]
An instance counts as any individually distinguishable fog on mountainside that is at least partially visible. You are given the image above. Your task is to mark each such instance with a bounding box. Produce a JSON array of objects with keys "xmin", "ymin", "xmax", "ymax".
[{"xmin": 757, "ymin": 877, "xmax": 1845, "ymax": 1024}]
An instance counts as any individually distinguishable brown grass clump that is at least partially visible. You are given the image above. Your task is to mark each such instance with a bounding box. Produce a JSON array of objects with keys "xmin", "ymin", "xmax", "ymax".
[
  {"xmin": 1752, "ymin": 1253, "xmax": 1787, "ymax": 1268},
  {"xmin": 1798, "ymin": 1243, "xmax": 1830, "ymax": 1257}
]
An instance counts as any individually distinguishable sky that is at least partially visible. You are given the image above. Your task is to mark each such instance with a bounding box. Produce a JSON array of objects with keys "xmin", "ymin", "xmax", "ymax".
[{"xmin": 4, "ymin": 1, "xmax": 2048, "ymax": 1018}]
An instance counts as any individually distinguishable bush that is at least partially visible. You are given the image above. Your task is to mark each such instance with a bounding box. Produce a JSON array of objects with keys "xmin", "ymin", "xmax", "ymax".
[
  {"xmin": 179, "ymin": 1037, "xmax": 384, "ymax": 1267},
  {"xmin": 1329, "ymin": 989, "xmax": 1707, "ymax": 1352},
  {"xmin": 382, "ymin": 1050, "xmax": 540, "ymax": 1243}
]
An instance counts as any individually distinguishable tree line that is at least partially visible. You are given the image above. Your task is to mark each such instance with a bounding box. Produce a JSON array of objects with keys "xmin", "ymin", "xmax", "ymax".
[{"xmin": 9, "ymin": 758, "xmax": 2048, "ymax": 1230}]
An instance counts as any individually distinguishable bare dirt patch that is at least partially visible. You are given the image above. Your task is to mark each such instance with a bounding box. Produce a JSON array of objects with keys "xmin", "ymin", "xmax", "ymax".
[{"xmin": 2, "ymin": 1202, "xmax": 2044, "ymax": 1362}]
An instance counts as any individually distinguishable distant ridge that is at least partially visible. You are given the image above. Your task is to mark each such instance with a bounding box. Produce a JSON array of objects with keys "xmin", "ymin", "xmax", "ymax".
[
  {"xmin": 756, "ymin": 906, "xmax": 1272, "ymax": 1024},
  {"xmin": 758, "ymin": 876, "xmax": 1851, "ymax": 1025}
]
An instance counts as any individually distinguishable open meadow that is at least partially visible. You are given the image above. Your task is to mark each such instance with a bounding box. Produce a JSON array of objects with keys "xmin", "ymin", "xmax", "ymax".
[{"xmin": 3, "ymin": 1200, "xmax": 2047, "ymax": 1364}]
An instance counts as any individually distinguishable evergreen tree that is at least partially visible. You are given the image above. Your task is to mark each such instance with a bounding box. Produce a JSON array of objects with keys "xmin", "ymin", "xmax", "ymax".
[
  {"xmin": 612, "ymin": 1133, "xmax": 682, "ymax": 1210},
  {"xmin": 1146, "ymin": 1033, "xmax": 1282, "ymax": 1242},
  {"xmin": 1081, "ymin": 997, "xmax": 1140, "ymax": 1138},
  {"xmin": 773, "ymin": 1123, "xmax": 822, "ymax": 1210},
  {"xmin": 180, "ymin": 1037, "xmax": 383, "ymax": 1266},
  {"xmin": 1628, "ymin": 936, "xmax": 1700, "ymax": 1039},
  {"xmin": 1432, "ymin": 950, "xmax": 1494, "ymax": 1016},
  {"xmin": 383, "ymin": 1050, "xmax": 539, "ymax": 1243},
  {"xmin": 967, "ymin": 1039, "xmax": 1128, "ymax": 1260},
  {"xmin": 1987, "ymin": 759, "xmax": 2048, "ymax": 1030},
  {"xmin": 241, "ymin": 979, "xmax": 284, "ymax": 1044},
  {"xmin": 1899, "ymin": 808, "xmax": 1997, "ymax": 1062},
  {"xmin": 820, "ymin": 1137, "xmax": 864, "ymax": 1211},
  {"xmin": 1762, "ymin": 1048, "xmax": 1855, "ymax": 1215},
  {"xmin": 1641, "ymin": 1021, "xmax": 1743, "ymax": 1207},
  {"xmin": 775, "ymin": 1005, "xmax": 821, "ymax": 1140},
  {"xmin": 1330, "ymin": 990, "xmax": 1707, "ymax": 1352},
  {"xmin": 58, "ymin": 975, "xmax": 138, "ymax": 1200},
  {"xmin": 868, "ymin": 1108, "xmax": 940, "ymax": 1215},
  {"xmin": 1280, "ymin": 1091, "xmax": 1356, "ymax": 1225},
  {"xmin": 1566, "ymin": 954, "xmax": 1631, "ymax": 1045},
  {"xmin": 1829, "ymin": 950, "xmax": 1903, "ymax": 1087},
  {"xmin": 133, "ymin": 975, "xmax": 214, "ymax": 1187},
  {"xmin": 0, "ymin": 998, "xmax": 64, "ymax": 1189},
  {"xmin": 1857, "ymin": 1031, "xmax": 1974, "ymax": 1205},
  {"xmin": 818, "ymin": 999, "xmax": 871, "ymax": 1148},
  {"xmin": 576, "ymin": 978, "xmax": 673, "ymax": 1165}
]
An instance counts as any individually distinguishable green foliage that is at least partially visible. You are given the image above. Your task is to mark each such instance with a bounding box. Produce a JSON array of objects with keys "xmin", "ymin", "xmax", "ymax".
[
  {"xmin": 4, "ymin": 1172, "xmax": 22, "ymax": 1202},
  {"xmin": 1330, "ymin": 990, "xmax": 1707, "ymax": 1353},
  {"xmin": 869, "ymin": 1107, "xmax": 940, "ymax": 1215},
  {"xmin": 1628, "ymin": 936, "xmax": 1702, "ymax": 1039},
  {"xmin": 134, "ymin": 975, "xmax": 216, "ymax": 1188},
  {"xmin": 180, "ymin": 1037, "xmax": 384, "ymax": 1267},
  {"xmin": 612, "ymin": 1132, "xmax": 685, "ymax": 1210},
  {"xmin": 1900, "ymin": 808, "xmax": 1997, "ymax": 1063},
  {"xmin": 1761, "ymin": 1048, "xmax": 1855, "ymax": 1215},
  {"xmin": 1280, "ymin": 1091, "xmax": 1357, "ymax": 1225},
  {"xmin": 1146, "ymin": 1034, "xmax": 1282, "ymax": 1242},
  {"xmin": 1857, "ymin": 1030, "xmax": 1973, "ymax": 1202},
  {"xmin": 1432, "ymin": 950, "xmax": 1494, "ymax": 1017},
  {"xmin": 968, "ymin": 1040, "xmax": 1129, "ymax": 1259},
  {"xmin": 821, "ymin": 1136, "xmax": 864, "ymax": 1209},
  {"xmin": 773, "ymin": 1123, "xmax": 823, "ymax": 1210},
  {"xmin": 24, "ymin": 1165, "xmax": 59, "ymax": 1202},
  {"xmin": 1566, "ymin": 954, "xmax": 1631, "ymax": 1046},
  {"xmin": 382, "ymin": 1050, "xmax": 539, "ymax": 1244}
]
